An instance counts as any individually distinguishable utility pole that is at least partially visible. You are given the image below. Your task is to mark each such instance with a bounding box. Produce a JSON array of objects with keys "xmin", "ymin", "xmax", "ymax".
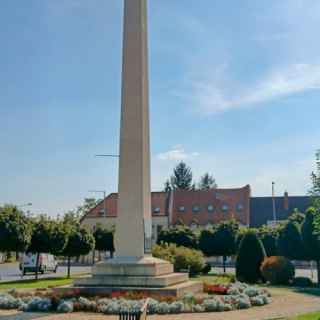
[{"xmin": 272, "ymin": 182, "xmax": 277, "ymax": 223}]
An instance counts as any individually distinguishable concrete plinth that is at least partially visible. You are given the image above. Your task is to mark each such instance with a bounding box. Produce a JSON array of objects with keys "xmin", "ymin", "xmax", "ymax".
[
  {"xmin": 92, "ymin": 256, "xmax": 173, "ymax": 277},
  {"xmin": 64, "ymin": 281, "xmax": 203, "ymax": 299}
]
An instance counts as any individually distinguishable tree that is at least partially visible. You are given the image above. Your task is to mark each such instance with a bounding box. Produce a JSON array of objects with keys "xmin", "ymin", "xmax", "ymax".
[
  {"xmin": 157, "ymin": 225, "xmax": 198, "ymax": 249},
  {"xmin": 236, "ymin": 231, "xmax": 266, "ymax": 283},
  {"xmin": 76, "ymin": 198, "xmax": 100, "ymax": 218},
  {"xmin": 63, "ymin": 227, "xmax": 95, "ymax": 278},
  {"xmin": 301, "ymin": 207, "xmax": 320, "ymax": 285},
  {"xmin": 49, "ymin": 221, "xmax": 68, "ymax": 257},
  {"xmin": 170, "ymin": 162, "xmax": 193, "ymax": 190},
  {"xmin": 310, "ymin": 150, "xmax": 320, "ymax": 209},
  {"xmin": 277, "ymin": 221, "xmax": 305, "ymax": 260},
  {"xmin": 28, "ymin": 216, "xmax": 54, "ymax": 280},
  {"xmin": 164, "ymin": 180, "xmax": 172, "ymax": 192},
  {"xmin": 94, "ymin": 225, "xmax": 115, "ymax": 259},
  {"xmin": 199, "ymin": 221, "xmax": 238, "ymax": 273},
  {"xmin": 288, "ymin": 209, "xmax": 305, "ymax": 225},
  {"xmin": 256, "ymin": 226, "xmax": 279, "ymax": 257},
  {"xmin": 0, "ymin": 205, "xmax": 32, "ymax": 254},
  {"xmin": 198, "ymin": 173, "xmax": 217, "ymax": 190}
]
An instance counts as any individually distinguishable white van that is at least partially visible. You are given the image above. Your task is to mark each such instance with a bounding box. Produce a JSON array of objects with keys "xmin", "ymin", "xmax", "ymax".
[{"xmin": 20, "ymin": 253, "xmax": 58, "ymax": 275}]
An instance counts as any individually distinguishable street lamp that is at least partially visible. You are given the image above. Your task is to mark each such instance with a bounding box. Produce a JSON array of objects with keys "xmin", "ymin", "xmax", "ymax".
[
  {"xmin": 89, "ymin": 190, "xmax": 106, "ymax": 217},
  {"xmin": 95, "ymin": 154, "xmax": 119, "ymax": 158}
]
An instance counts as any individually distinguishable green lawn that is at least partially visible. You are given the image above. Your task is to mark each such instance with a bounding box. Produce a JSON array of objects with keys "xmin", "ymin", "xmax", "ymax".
[
  {"xmin": 287, "ymin": 311, "xmax": 320, "ymax": 320},
  {"xmin": 0, "ymin": 273, "xmax": 87, "ymax": 291}
]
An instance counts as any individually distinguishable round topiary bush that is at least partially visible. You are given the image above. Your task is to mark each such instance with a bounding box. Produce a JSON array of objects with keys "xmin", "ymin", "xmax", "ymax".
[
  {"xmin": 260, "ymin": 256, "xmax": 295, "ymax": 285},
  {"xmin": 236, "ymin": 231, "xmax": 266, "ymax": 283}
]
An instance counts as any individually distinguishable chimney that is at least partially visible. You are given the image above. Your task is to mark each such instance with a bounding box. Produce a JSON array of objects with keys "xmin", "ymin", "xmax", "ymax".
[{"xmin": 284, "ymin": 191, "xmax": 289, "ymax": 211}]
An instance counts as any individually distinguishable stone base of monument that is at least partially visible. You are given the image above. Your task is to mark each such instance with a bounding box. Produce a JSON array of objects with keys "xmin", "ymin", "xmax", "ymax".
[{"xmin": 71, "ymin": 256, "xmax": 203, "ymax": 298}]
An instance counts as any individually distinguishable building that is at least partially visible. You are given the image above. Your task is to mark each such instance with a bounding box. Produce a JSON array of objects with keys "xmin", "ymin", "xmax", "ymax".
[
  {"xmin": 81, "ymin": 185, "xmax": 251, "ymax": 242},
  {"xmin": 250, "ymin": 192, "xmax": 311, "ymax": 227}
]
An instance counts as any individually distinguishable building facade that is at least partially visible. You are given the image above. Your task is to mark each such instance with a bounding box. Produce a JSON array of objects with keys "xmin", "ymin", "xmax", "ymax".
[{"xmin": 81, "ymin": 185, "xmax": 251, "ymax": 242}]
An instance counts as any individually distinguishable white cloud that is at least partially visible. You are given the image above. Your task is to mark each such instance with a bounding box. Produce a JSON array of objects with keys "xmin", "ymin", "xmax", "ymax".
[
  {"xmin": 157, "ymin": 146, "xmax": 199, "ymax": 161},
  {"xmin": 190, "ymin": 63, "xmax": 320, "ymax": 115}
]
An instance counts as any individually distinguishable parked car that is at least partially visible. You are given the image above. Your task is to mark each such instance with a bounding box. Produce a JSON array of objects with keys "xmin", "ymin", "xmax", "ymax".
[{"xmin": 19, "ymin": 253, "xmax": 58, "ymax": 275}]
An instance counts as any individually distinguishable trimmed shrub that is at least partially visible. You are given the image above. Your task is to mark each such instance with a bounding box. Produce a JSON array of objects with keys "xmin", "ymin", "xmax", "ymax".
[
  {"xmin": 152, "ymin": 243, "xmax": 205, "ymax": 275},
  {"xmin": 236, "ymin": 231, "xmax": 266, "ymax": 283},
  {"xmin": 292, "ymin": 277, "xmax": 313, "ymax": 288},
  {"xmin": 260, "ymin": 256, "xmax": 295, "ymax": 285},
  {"xmin": 202, "ymin": 263, "xmax": 211, "ymax": 275}
]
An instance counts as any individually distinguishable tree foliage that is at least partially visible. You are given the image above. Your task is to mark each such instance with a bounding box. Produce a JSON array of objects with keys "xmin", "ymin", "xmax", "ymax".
[
  {"xmin": 236, "ymin": 231, "xmax": 266, "ymax": 283},
  {"xmin": 277, "ymin": 221, "xmax": 305, "ymax": 260},
  {"xmin": 257, "ymin": 226, "xmax": 278, "ymax": 257},
  {"xmin": 28, "ymin": 216, "xmax": 66, "ymax": 280},
  {"xmin": 63, "ymin": 226, "xmax": 95, "ymax": 278},
  {"xmin": 157, "ymin": 225, "xmax": 198, "ymax": 249},
  {"xmin": 199, "ymin": 221, "xmax": 238, "ymax": 272},
  {"xmin": 94, "ymin": 225, "xmax": 115, "ymax": 255},
  {"xmin": 0, "ymin": 205, "xmax": 32, "ymax": 253},
  {"xmin": 170, "ymin": 162, "xmax": 193, "ymax": 190},
  {"xmin": 198, "ymin": 173, "xmax": 217, "ymax": 190},
  {"xmin": 309, "ymin": 150, "xmax": 320, "ymax": 209}
]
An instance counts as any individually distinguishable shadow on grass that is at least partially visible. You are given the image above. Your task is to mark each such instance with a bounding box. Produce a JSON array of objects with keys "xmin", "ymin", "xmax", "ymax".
[{"xmin": 0, "ymin": 312, "xmax": 50, "ymax": 320}]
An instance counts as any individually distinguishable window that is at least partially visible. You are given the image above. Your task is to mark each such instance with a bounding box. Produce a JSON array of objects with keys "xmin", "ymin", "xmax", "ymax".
[
  {"xmin": 207, "ymin": 204, "xmax": 214, "ymax": 212},
  {"xmin": 99, "ymin": 209, "xmax": 106, "ymax": 216},
  {"xmin": 221, "ymin": 204, "xmax": 229, "ymax": 212},
  {"xmin": 153, "ymin": 207, "xmax": 161, "ymax": 214},
  {"xmin": 178, "ymin": 206, "xmax": 186, "ymax": 213},
  {"xmin": 192, "ymin": 205, "xmax": 200, "ymax": 213},
  {"xmin": 214, "ymin": 192, "xmax": 221, "ymax": 199},
  {"xmin": 237, "ymin": 203, "xmax": 244, "ymax": 212},
  {"xmin": 190, "ymin": 222, "xmax": 198, "ymax": 230}
]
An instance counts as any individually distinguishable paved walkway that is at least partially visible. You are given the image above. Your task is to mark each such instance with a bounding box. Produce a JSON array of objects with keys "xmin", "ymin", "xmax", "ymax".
[{"xmin": 1, "ymin": 288, "xmax": 320, "ymax": 320}]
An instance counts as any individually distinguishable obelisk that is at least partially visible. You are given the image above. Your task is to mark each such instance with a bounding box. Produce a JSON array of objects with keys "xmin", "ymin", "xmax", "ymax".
[
  {"xmin": 115, "ymin": 0, "xmax": 151, "ymax": 259},
  {"xmin": 74, "ymin": 0, "xmax": 203, "ymax": 296}
]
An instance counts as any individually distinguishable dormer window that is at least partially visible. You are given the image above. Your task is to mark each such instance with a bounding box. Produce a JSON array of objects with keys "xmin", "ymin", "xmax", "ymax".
[
  {"xmin": 221, "ymin": 204, "xmax": 229, "ymax": 212},
  {"xmin": 237, "ymin": 203, "xmax": 244, "ymax": 212},
  {"xmin": 153, "ymin": 207, "xmax": 161, "ymax": 214},
  {"xmin": 192, "ymin": 205, "xmax": 200, "ymax": 213},
  {"xmin": 178, "ymin": 206, "xmax": 186, "ymax": 213},
  {"xmin": 207, "ymin": 204, "xmax": 214, "ymax": 213}
]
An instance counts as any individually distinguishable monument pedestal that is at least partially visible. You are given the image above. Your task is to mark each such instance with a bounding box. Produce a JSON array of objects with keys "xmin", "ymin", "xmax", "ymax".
[{"xmin": 73, "ymin": 256, "xmax": 203, "ymax": 298}]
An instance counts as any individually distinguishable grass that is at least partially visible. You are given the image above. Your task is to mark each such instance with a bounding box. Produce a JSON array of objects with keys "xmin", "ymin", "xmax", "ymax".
[
  {"xmin": 286, "ymin": 311, "xmax": 320, "ymax": 320},
  {"xmin": 191, "ymin": 272, "xmax": 234, "ymax": 285},
  {"xmin": 0, "ymin": 273, "xmax": 87, "ymax": 291}
]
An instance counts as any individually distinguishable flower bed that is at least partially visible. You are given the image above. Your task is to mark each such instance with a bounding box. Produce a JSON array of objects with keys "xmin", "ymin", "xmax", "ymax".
[{"xmin": 0, "ymin": 282, "xmax": 271, "ymax": 315}]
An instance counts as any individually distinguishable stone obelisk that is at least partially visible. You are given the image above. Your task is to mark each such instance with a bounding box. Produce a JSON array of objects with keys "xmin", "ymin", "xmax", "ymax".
[
  {"xmin": 74, "ymin": 0, "xmax": 202, "ymax": 296},
  {"xmin": 115, "ymin": 0, "xmax": 151, "ymax": 259}
]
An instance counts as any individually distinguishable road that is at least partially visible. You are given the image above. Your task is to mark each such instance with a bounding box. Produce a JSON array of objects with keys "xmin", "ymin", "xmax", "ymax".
[{"xmin": 0, "ymin": 263, "xmax": 91, "ymax": 282}]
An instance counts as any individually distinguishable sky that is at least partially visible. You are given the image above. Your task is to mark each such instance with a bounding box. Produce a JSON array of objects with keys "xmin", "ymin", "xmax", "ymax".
[{"xmin": 1, "ymin": 0, "xmax": 320, "ymax": 216}]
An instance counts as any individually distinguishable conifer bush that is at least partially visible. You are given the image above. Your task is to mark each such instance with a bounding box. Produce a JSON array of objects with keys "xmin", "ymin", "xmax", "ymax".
[{"xmin": 236, "ymin": 231, "xmax": 266, "ymax": 283}]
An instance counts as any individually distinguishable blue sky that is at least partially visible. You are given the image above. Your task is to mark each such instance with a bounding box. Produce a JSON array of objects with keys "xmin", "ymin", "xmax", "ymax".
[{"xmin": 1, "ymin": 0, "xmax": 320, "ymax": 216}]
